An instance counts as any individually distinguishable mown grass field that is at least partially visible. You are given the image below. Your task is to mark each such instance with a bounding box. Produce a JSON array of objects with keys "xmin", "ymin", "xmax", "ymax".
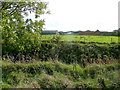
[{"xmin": 41, "ymin": 35, "xmax": 119, "ymax": 43}]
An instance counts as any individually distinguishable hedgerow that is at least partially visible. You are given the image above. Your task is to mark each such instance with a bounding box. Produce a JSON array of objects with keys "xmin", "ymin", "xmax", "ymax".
[{"xmin": 2, "ymin": 61, "xmax": 120, "ymax": 88}]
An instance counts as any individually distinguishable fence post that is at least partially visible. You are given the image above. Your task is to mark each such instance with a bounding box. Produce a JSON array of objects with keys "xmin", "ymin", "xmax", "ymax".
[{"xmin": 111, "ymin": 38, "xmax": 112, "ymax": 43}]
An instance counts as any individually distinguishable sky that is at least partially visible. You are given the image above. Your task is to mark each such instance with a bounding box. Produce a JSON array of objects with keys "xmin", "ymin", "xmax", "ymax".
[{"xmin": 27, "ymin": 0, "xmax": 120, "ymax": 32}]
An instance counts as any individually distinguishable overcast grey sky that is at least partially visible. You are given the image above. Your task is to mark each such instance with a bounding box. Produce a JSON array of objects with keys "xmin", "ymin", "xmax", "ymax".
[{"xmin": 27, "ymin": 0, "xmax": 120, "ymax": 32}]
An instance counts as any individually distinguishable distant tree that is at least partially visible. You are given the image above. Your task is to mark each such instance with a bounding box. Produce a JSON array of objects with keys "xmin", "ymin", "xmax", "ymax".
[
  {"xmin": 112, "ymin": 29, "xmax": 120, "ymax": 36},
  {"xmin": 112, "ymin": 30, "xmax": 118, "ymax": 36},
  {"xmin": 118, "ymin": 28, "xmax": 120, "ymax": 36}
]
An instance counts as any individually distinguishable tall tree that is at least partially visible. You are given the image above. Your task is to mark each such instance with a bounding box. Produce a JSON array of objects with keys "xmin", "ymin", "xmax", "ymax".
[{"xmin": 1, "ymin": 0, "xmax": 49, "ymax": 55}]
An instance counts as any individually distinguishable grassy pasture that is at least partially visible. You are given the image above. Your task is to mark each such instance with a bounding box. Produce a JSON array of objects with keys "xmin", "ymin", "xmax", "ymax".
[{"xmin": 41, "ymin": 35, "xmax": 118, "ymax": 43}]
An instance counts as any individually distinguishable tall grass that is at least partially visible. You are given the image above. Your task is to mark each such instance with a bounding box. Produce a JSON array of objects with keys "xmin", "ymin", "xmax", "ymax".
[{"xmin": 2, "ymin": 59, "xmax": 120, "ymax": 89}]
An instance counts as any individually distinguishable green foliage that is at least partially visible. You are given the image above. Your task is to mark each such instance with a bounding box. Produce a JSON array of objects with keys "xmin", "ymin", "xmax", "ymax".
[
  {"xmin": 2, "ymin": 1, "xmax": 49, "ymax": 55},
  {"xmin": 2, "ymin": 41, "xmax": 119, "ymax": 64},
  {"xmin": 84, "ymin": 64, "xmax": 120, "ymax": 79},
  {"xmin": 1, "ymin": 1, "xmax": 119, "ymax": 89},
  {"xmin": 37, "ymin": 73, "xmax": 73, "ymax": 88},
  {"xmin": 37, "ymin": 43, "xmax": 119, "ymax": 65},
  {"xmin": 50, "ymin": 35, "xmax": 61, "ymax": 43},
  {"xmin": 74, "ymin": 79, "xmax": 98, "ymax": 88},
  {"xmin": 2, "ymin": 83, "xmax": 13, "ymax": 88},
  {"xmin": 2, "ymin": 60, "xmax": 120, "ymax": 88},
  {"xmin": 84, "ymin": 64, "xmax": 104, "ymax": 79},
  {"xmin": 2, "ymin": 61, "xmax": 84, "ymax": 80}
]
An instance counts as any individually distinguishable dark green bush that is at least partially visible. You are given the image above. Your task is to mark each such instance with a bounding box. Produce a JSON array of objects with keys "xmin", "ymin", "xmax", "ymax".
[{"xmin": 2, "ymin": 42, "xmax": 119, "ymax": 65}]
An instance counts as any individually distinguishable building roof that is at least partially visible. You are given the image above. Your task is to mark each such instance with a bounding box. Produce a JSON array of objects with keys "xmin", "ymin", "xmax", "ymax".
[{"xmin": 42, "ymin": 30, "xmax": 58, "ymax": 33}]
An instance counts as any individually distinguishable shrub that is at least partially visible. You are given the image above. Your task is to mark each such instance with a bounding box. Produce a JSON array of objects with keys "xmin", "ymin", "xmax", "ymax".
[
  {"xmin": 2, "ymin": 83, "xmax": 13, "ymax": 88},
  {"xmin": 84, "ymin": 64, "xmax": 105, "ymax": 79},
  {"xmin": 37, "ymin": 73, "xmax": 73, "ymax": 88}
]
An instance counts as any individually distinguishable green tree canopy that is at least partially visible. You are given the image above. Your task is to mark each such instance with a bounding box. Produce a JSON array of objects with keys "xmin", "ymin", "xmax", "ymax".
[{"xmin": 1, "ymin": 0, "xmax": 49, "ymax": 55}]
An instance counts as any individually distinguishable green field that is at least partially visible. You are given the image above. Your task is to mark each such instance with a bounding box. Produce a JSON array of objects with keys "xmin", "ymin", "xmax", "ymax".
[{"xmin": 41, "ymin": 35, "xmax": 119, "ymax": 43}]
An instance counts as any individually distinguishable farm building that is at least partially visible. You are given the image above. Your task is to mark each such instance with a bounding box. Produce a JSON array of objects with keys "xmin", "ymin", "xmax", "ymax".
[
  {"xmin": 64, "ymin": 31, "xmax": 74, "ymax": 35},
  {"xmin": 72, "ymin": 31, "xmax": 80, "ymax": 35},
  {"xmin": 59, "ymin": 31, "xmax": 80, "ymax": 35},
  {"xmin": 59, "ymin": 31, "xmax": 64, "ymax": 35},
  {"xmin": 41, "ymin": 30, "xmax": 59, "ymax": 35},
  {"xmin": 41, "ymin": 30, "xmax": 115, "ymax": 36},
  {"xmin": 79, "ymin": 30, "xmax": 101, "ymax": 35}
]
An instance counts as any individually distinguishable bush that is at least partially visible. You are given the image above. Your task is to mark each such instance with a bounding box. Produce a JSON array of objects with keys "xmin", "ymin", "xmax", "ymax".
[
  {"xmin": 2, "ymin": 83, "xmax": 13, "ymax": 88},
  {"xmin": 2, "ymin": 60, "xmax": 120, "ymax": 88},
  {"xmin": 84, "ymin": 64, "xmax": 105, "ymax": 79},
  {"xmin": 37, "ymin": 73, "xmax": 73, "ymax": 88},
  {"xmin": 2, "ymin": 42, "xmax": 119, "ymax": 65}
]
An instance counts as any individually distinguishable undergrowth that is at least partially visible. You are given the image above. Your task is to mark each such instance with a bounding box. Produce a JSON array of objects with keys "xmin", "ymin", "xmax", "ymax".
[{"xmin": 2, "ymin": 59, "xmax": 120, "ymax": 89}]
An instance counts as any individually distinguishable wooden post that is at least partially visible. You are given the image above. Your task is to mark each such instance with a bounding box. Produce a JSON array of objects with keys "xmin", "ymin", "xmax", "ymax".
[
  {"xmin": 84, "ymin": 37, "xmax": 85, "ymax": 42},
  {"xmin": 111, "ymin": 38, "xmax": 112, "ymax": 43}
]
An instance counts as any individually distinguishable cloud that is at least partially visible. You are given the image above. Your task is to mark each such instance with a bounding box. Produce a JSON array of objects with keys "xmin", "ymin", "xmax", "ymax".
[{"xmin": 42, "ymin": 0, "xmax": 119, "ymax": 31}]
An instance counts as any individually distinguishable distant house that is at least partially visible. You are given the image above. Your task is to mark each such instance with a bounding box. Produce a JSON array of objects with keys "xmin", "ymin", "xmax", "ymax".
[
  {"xmin": 59, "ymin": 31, "xmax": 80, "ymax": 35},
  {"xmin": 41, "ymin": 30, "xmax": 59, "ymax": 35},
  {"xmin": 41, "ymin": 30, "xmax": 114, "ymax": 36},
  {"xmin": 79, "ymin": 30, "xmax": 101, "ymax": 35},
  {"xmin": 72, "ymin": 31, "xmax": 80, "ymax": 35},
  {"xmin": 95, "ymin": 30, "xmax": 101, "ymax": 35},
  {"xmin": 58, "ymin": 31, "xmax": 67, "ymax": 35},
  {"xmin": 59, "ymin": 31, "xmax": 72, "ymax": 35},
  {"xmin": 59, "ymin": 31, "xmax": 64, "ymax": 35},
  {"xmin": 65, "ymin": 31, "xmax": 73, "ymax": 35}
]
